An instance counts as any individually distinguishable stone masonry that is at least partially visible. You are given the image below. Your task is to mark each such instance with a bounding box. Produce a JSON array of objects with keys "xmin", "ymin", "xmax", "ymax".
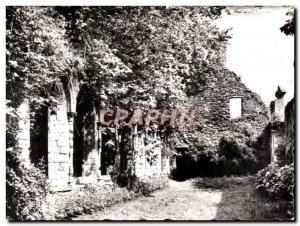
[{"xmin": 15, "ymin": 78, "xmax": 170, "ymax": 191}]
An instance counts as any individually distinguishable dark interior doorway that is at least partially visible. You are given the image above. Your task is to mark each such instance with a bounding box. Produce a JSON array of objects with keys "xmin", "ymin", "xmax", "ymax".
[
  {"xmin": 100, "ymin": 128, "xmax": 116, "ymax": 175},
  {"xmin": 73, "ymin": 86, "xmax": 95, "ymax": 177},
  {"xmin": 173, "ymin": 148, "xmax": 195, "ymax": 180},
  {"xmin": 30, "ymin": 104, "xmax": 48, "ymax": 176}
]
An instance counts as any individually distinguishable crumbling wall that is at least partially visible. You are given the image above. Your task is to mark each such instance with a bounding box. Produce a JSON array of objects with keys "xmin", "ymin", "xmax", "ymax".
[{"xmin": 184, "ymin": 69, "xmax": 269, "ymax": 164}]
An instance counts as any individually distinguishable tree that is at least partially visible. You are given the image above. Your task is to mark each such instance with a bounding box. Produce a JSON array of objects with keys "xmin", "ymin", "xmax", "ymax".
[
  {"xmin": 280, "ymin": 8, "xmax": 295, "ymax": 36},
  {"xmin": 55, "ymin": 6, "xmax": 229, "ymax": 109}
]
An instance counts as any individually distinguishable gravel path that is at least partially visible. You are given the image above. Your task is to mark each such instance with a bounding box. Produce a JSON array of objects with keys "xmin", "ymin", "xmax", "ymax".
[{"xmin": 73, "ymin": 179, "xmax": 223, "ymax": 220}]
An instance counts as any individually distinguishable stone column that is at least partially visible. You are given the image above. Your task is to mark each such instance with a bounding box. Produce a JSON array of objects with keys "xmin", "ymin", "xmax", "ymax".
[
  {"xmin": 270, "ymin": 129, "xmax": 277, "ymax": 163},
  {"xmin": 132, "ymin": 124, "xmax": 138, "ymax": 175},
  {"xmin": 97, "ymin": 121, "xmax": 102, "ymax": 175},
  {"xmin": 16, "ymin": 100, "xmax": 31, "ymax": 166},
  {"xmin": 67, "ymin": 111, "xmax": 77, "ymax": 179},
  {"xmin": 114, "ymin": 128, "xmax": 120, "ymax": 175}
]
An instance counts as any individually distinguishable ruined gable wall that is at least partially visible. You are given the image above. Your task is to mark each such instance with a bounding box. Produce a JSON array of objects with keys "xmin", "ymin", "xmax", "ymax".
[{"xmin": 187, "ymin": 68, "xmax": 269, "ymax": 150}]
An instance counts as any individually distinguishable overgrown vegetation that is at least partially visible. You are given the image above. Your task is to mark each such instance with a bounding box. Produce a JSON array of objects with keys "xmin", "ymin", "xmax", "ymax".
[
  {"xmin": 256, "ymin": 163, "xmax": 294, "ymax": 201},
  {"xmin": 6, "ymin": 6, "xmax": 230, "ymax": 220},
  {"xmin": 171, "ymin": 133, "xmax": 268, "ymax": 179},
  {"xmin": 193, "ymin": 176, "xmax": 294, "ymax": 220},
  {"xmin": 6, "ymin": 150, "xmax": 49, "ymax": 220},
  {"xmin": 41, "ymin": 176, "xmax": 169, "ymax": 220},
  {"xmin": 6, "ymin": 6, "xmax": 294, "ymax": 221}
]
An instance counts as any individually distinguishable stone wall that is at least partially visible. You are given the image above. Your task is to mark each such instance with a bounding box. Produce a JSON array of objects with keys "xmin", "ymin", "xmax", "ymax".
[
  {"xmin": 183, "ymin": 68, "xmax": 269, "ymax": 157},
  {"xmin": 15, "ymin": 66, "xmax": 279, "ymax": 187},
  {"xmin": 13, "ymin": 78, "xmax": 170, "ymax": 191}
]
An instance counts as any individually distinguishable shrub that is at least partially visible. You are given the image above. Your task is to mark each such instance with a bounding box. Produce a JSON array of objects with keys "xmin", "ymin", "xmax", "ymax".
[
  {"xmin": 49, "ymin": 185, "xmax": 136, "ymax": 220},
  {"xmin": 43, "ymin": 175, "xmax": 169, "ymax": 220},
  {"xmin": 217, "ymin": 136, "xmax": 255, "ymax": 176},
  {"xmin": 131, "ymin": 176, "xmax": 169, "ymax": 196},
  {"xmin": 116, "ymin": 173, "xmax": 138, "ymax": 189},
  {"xmin": 6, "ymin": 149, "xmax": 49, "ymax": 221},
  {"xmin": 256, "ymin": 163, "xmax": 294, "ymax": 200}
]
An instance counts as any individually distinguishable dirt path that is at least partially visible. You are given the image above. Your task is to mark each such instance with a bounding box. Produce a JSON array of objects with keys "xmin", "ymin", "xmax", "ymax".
[
  {"xmin": 72, "ymin": 177, "xmax": 292, "ymax": 221},
  {"xmin": 73, "ymin": 179, "xmax": 223, "ymax": 220},
  {"xmin": 68, "ymin": 176, "xmax": 293, "ymax": 221}
]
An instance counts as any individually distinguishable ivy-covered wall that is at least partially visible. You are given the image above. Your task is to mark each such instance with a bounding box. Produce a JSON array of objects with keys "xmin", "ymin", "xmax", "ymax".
[
  {"xmin": 180, "ymin": 68, "xmax": 269, "ymax": 149},
  {"xmin": 173, "ymin": 68, "xmax": 270, "ymax": 177}
]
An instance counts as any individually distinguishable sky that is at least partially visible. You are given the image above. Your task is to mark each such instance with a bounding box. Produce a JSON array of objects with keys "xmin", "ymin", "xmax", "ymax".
[{"xmin": 216, "ymin": 6, "xmax": 294, "ymax": 106}]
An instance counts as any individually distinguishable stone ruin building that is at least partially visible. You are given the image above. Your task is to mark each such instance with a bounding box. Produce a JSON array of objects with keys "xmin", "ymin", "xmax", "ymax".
[
  {"xmin": 15, "ymin": 76, "xmax": 173, "ymax": 191},
  {"xmin": 13, "ymin": 42, "xmax": 294, "ymax": 190}
]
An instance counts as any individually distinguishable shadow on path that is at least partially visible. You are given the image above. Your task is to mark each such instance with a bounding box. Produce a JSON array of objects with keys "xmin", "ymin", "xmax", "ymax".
[{"xmin": 192, "ymin": 176, "xmax": 293, "ymax": 221}]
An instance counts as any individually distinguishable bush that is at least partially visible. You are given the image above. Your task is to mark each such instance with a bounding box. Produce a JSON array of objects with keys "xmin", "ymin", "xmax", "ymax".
[
  {"xmin": 256, "ymin": 163, "xmax": 294, "ymax": 200},
  {"xmin": 44, "ymin": 175, "xmax": 169, "ymax": 220},
  {"xmin": 131, "ymin": 176, "xmax": 169, "ymax": 196},
  {"xmin": 116, "ymin": 173, "xmax": 169, "ymax": 196},
  {"xmin": 48, "ymin": 185, "xmax": 136, "ymax": 220},
  {"xmin": 116, "ymin": 173, "xmax": 137, "ymax": 189},
  {"xmin": 6, "ymin": 149, "xmax": 49, "ymax": 221},
  {"xmin": 217, "ymin": 136, "xmax": 255, "ymax": 176}
]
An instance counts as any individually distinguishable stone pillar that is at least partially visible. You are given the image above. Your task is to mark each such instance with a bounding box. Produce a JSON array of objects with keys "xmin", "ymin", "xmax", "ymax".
[
  {"xmin": 132, "ymin": 124, "xmax": 137, "ymax": 175},
  {"xmin": 161, "ymin": 132, "xmax": 170, "ymax": 175},
  {"xmin": 270, "ymin": 129, "xmax": 277, "ymax": 163},
  {"xmin": 48, "ymin": 102, "xmax": 70, "ymax": 190},
  {"xmin": 114, "ymin": 128, "xmax": 120, "ymax": 174},
  {"xmin": 269, "ymin": 86, "xmax": 287, "ymax": 165},
  {"xmin": 16, "ymin": 100, "xmax": 31, "ymax": 165},
  {"xmin": 67, "ymin": 112, "xmax": 77, "ymax": 179},
  {"xmin": 97, "ymin": 121, "xmax": 102, "ymax": 175}
]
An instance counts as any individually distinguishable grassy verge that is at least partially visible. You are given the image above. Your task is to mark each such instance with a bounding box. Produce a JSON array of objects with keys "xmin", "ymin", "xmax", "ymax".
[
  {"xmin": 42, "ymin": 176, "xmax": 169, "ymax": 220},
  {"xmin": 192, "ymin": 176, "xmax": 294, "ymax": 220}
]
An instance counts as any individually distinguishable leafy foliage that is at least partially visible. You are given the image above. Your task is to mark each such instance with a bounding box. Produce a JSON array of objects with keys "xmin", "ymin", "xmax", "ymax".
[
  {"xmin": 7, "ymin": 6, "xmax": 267, "ymax": 220},
  {"xmin": 256, "ymin": 163, "xmax": 294, "ymax": 200},
  {"xmin": 131, "ymin": 176, "xmax": 169, "ymax": 196},
  {"xmin": 42, "ymin": 176, "xmax": 169, "ymax": 220},
  {"xmin": 280, "ymin": 8, "xmax": 295, "ymax": 36},
  {"xmin": 55, "ymin": 6, "xmax": 229, "ymax": 108},
  {"xmin": 6, "ymin": 7, "xmax": 80, "ymax": 108},
  {"xmin": 217, "ymin": 136, "xmax": 255, "ymax": 176},
  {"xmin": 6, "ymin": 149, "xmax": 49, "ymax": 220}
]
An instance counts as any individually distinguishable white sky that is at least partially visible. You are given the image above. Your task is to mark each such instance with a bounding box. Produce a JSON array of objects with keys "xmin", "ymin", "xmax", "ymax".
[{"xmin": 217, "ymin": 7, "xmax": 294, "ymax": 106}]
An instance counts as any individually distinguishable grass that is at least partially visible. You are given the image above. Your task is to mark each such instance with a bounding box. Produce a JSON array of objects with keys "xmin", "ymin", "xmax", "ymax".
[
  {"xmin": 73, "ymin": 176, "xmax": 294, "ymax": 221},
  {"xmin": 42, "ymin": 176, "xmax": 169, "ymax": 220},
  {"xmin": 192, "ymin": 176, "xmax": 294, "ymax": 220}
]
